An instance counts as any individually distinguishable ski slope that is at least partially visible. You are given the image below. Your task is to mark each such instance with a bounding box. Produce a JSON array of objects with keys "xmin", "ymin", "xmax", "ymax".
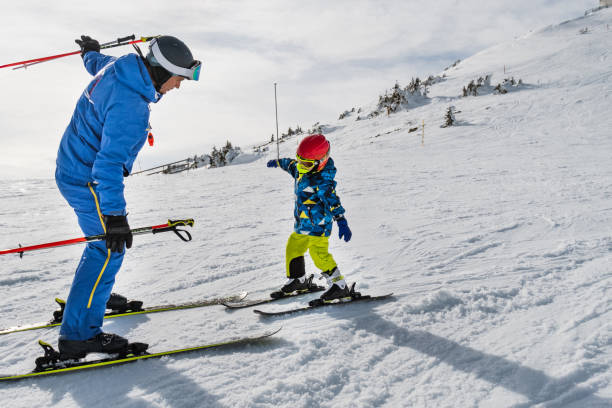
[{"xmin": 0, "ymin": 7, "xmax": 611, "ymax": 408}]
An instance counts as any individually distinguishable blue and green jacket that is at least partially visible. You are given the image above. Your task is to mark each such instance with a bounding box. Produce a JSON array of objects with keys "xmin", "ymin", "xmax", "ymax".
[{"xmin": 278, "ymin": 157, "xmax": 346, "ymax": 237}]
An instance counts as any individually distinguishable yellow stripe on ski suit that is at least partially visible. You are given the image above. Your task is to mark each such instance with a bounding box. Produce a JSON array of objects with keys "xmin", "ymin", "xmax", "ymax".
[{"xmin": 86, "ymin": 183, "xmax": 111, "ymax": 309}]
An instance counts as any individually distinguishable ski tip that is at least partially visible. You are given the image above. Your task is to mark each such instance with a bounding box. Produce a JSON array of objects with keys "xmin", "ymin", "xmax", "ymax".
[
  {"xmin": 253, "ymin": 309, "xmax": 274, "ymax": 316},
  {"xmin": 258, "ymin": 326, "xmax": 283, "ymax": 338},
  {"xmin": 224, "ymin": 291, "xmax": 249, "ymax": 304}
]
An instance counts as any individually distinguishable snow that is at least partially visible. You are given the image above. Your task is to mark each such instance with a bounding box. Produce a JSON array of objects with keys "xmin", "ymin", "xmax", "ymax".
[{"xmin": 1, "ymin": 7, "xmax": 612, "ymax": 408}]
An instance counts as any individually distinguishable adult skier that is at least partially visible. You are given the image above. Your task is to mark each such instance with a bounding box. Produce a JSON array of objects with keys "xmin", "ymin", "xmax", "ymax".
[
  {"xmin": 266, "ymin": 134, "xmax": 353, "ymax": 301},
  {"xmin": 55, "ymin": 35, "xmax": 201, "ymax": 359}
]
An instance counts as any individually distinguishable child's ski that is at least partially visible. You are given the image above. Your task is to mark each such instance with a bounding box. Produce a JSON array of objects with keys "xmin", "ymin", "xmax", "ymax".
[
  {"xmin": 0, "ymin": 292, "xmax": 248, "ymax": 336},
  {"xmin": 0, "ymin": 327, "xmax": 281, "ymax": 382},
  {"xmin": 254, "ymin": 293, "xmax": 394, "ymax": 317}
]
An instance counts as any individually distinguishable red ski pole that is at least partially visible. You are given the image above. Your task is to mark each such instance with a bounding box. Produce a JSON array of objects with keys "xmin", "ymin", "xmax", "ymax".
[
  {"xmin": 0, "ymin": 219, "xmax": 194, "ymax": 258},
  {"xmin": 0, "ymin": 35, "xmax": 159, "ymax": 70}
]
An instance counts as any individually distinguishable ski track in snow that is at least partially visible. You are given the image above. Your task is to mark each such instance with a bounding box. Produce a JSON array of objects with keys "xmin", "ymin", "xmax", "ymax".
[{"xmin": 1, "ymin": 8, "xmax": 612, "ymax": 408}]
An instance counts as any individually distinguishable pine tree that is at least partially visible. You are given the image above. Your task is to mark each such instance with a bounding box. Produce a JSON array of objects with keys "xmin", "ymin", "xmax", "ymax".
[
  {"xmin": 442, "ymin": 106, "xmax": 456, "ymax": 128},
  {"xmin": 210, "ymin": 146, "xmax": 219, "ymax": 167}
]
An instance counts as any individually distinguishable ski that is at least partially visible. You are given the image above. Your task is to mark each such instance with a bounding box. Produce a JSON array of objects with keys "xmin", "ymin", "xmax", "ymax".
[
  {"xmin": 0, "ymin": 327, "xmax": 281, "ymax": 382},
  {"xmin": 222, "ymin": 275, "xmax": 324, "ymax": 310},
  {"xmin": 0, "ymin": 291, "xmax": 248, "ymax": 336},
  {"xmin": 254, "ymin": 291, "xmax": 394, "ymax": 317}
]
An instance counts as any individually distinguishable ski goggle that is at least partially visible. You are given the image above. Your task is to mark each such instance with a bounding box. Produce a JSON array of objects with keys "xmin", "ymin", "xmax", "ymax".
[
  {"xmin": 296, "ymin": 155, "xmax": 317, "ymax": 170},
  {"xmin": 184, "ymin": 60, "xmax": 202, "ymax": 81},
  {"xmin": 150, "ymin": 38, "xmax": 202, "ymax": 81}
]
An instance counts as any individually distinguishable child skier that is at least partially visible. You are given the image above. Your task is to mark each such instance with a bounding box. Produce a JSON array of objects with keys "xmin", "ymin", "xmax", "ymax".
[{"xmin": 266, "ymin": 134, "xmax": 353, "ymax": 302}]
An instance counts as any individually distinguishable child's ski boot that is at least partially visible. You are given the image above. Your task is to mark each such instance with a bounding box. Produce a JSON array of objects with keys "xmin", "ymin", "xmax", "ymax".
[
  {"xmin": 270, "ymin": 274, "xmax": 323, "ymax": 299},
  {"xmin": 319, "ymin": 267, "xmax": 356, "ymax": 303}
]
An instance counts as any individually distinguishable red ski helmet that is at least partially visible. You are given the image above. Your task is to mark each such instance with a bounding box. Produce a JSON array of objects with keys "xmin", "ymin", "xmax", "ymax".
[{"xmin": 296, "ymin": 134, "xmax": 330, "ymax": 172}]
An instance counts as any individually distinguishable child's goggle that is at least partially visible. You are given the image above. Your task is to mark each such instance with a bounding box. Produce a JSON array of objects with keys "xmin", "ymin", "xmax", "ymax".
[{"xmin": 296, "ymin": 155, "xmax": 317, "ymax": 170}]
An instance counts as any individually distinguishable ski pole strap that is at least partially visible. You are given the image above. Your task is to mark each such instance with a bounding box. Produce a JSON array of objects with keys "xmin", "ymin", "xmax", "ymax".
[{"xmin": 151, "ymin": 219, "xmax": 194, "ymax": 242}]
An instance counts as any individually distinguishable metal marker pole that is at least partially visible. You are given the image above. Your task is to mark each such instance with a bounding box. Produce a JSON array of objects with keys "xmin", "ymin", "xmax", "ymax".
[{"xmin": 274, "ymin": 83, "xmax": 280, "ymax": 160}]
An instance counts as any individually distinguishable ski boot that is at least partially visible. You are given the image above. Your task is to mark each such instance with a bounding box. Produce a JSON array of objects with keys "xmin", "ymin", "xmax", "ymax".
[
  {"xmin": 105, "ymin": 293, "xmax": 144, "ymax": 314},
  {"xmin": 310, "ymin": 282, "xmax": 361, "ymax": 307},
  {"xmin": 52, "ymin": 293, "xmax": 144, "ymax": 323},
  {"xmin": 320, "ymin": 283, "xmax": 351, "ymax": 302},
  {"xmin": 35, "ymin": 337, "xmax": 149, "ymax": 372},
  {"xmin": 58, "ymin": 332, "xmax": 133, "ymax": 360},
  {"xmin": 57, "ymin": 333, "xmax": 149, "ymax": 360},
  {"xmin": 315, "ymin": 268, "xmax": 360, "ymax": 304},
  {"xmin": 270, "ymin": 274, "xmax": 324, "ymax": 299}
]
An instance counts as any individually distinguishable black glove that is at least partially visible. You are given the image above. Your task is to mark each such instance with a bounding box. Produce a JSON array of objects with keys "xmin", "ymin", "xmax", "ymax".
[
  {"xmin": 75, "ymin": 35, "xmax": 100, "ymax": 58},
  {"xmin": 104, "ymin": 215, "xmax": 133, "ymax": 253}
]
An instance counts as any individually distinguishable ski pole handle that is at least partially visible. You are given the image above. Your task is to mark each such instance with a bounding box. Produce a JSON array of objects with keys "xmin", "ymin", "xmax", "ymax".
[
  {"xmin": 116, "ymin": 35, "xmax": 136, "ymax": 43},
  {"xmin": 99, "ymin": 34, "xmax": 136, "ymax": 48}
]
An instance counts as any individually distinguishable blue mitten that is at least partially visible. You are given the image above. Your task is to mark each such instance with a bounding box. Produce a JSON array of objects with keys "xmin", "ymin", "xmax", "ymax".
[
  {"xmin": 337, "ymin": 217, "xmax": 352, "ymax": 242},
  {"xmin": 267, "ymin": 160, "xmax": 278, "ymax": 168}
]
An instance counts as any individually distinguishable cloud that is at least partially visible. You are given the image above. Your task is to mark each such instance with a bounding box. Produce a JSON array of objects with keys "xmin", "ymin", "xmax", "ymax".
[{"xmin": 0, "ymin": 0, "xmax": 595, "ymax": 178}]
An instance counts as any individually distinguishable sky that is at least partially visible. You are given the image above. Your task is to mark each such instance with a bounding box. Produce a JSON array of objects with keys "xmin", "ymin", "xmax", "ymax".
[{"xmin": 0, "ymin": 0, "xmax": 596, "ymax": 179}]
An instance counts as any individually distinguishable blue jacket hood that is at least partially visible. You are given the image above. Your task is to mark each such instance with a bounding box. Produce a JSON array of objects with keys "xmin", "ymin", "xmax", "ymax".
[{"xmin": 114, "ymin": 54, "xmax": 159, "ymax": 103}]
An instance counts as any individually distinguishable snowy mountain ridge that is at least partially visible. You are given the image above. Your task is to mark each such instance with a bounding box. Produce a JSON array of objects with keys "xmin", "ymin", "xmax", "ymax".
[{"xmin": 0, "ymin": 7, "xmax": 611, "ymax": 408}]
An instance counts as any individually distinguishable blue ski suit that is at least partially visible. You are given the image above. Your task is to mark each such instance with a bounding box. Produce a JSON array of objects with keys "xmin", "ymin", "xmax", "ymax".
[{"xmin": 55, "ymin": 51, "xmax": 158, "ymax": 340}]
